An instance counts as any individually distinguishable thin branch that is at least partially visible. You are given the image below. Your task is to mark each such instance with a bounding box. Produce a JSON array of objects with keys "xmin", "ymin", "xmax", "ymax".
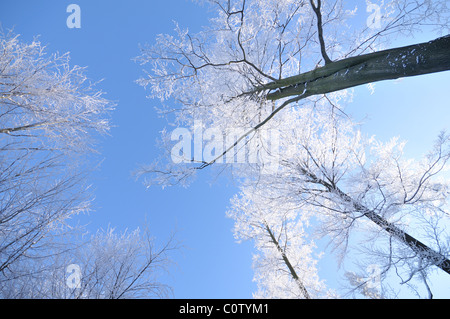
[
  {"xmin": 264, "ymin": 222, "xmax": 311, "ymax": 299},
  {"xmin": 309, "ymin": 0, "xmax": 332, "ymax": 65}
]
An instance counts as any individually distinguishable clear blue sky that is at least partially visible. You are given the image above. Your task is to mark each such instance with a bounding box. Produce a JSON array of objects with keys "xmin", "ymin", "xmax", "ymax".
[{"xmin": 0, "ymin": 0, "xmax": 448, "ymax": 298}]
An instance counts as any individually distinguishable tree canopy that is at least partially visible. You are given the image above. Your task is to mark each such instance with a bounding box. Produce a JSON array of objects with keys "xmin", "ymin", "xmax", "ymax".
[{"xmin": 137, "ymin": 0, "xmax": 450, "ymax": 298}]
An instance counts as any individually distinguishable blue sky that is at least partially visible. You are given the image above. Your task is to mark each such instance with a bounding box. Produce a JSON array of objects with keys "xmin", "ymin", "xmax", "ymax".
[{"xmin": 0, "ymin": 0, "xmax": 449, "ymax": 298}]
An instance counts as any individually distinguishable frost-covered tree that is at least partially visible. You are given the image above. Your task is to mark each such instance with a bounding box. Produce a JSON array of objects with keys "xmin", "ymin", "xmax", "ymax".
[
  {"xmin": 229, "ymin": 105, "xmax": 449, "ymax": 298},
  {"xmin": 0, "ymin": 32, "xmax": 176, "ymax": 299},
  {"xmin": 0, "ymin": 32, "xmax": 112, "ymax": 276},
  {"xmin": 136, "ymin": 0, "xmax": 450, "ymax": 298},
  {"xmin": 0, "ymin": 227, "xmax": 177, "ymax": 299}
]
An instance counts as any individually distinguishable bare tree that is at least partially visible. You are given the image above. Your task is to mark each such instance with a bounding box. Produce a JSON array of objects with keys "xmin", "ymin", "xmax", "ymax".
[
  {"xmin": 0, "ymin": 32, "xmax": 113, "ymax": 278},
  {"xmin": 136, "ymin": 0, "xmax": 450, "ymax": 297},
  {"xmin": 0, "ymin": 32, "xmax": 179, "ymax": 299},
  {"xmin": 228, "ymin": 183, "xmax": 328, "ymax": 299},
  {"xmin": 0, "ymin": 227, "xmax": 177, "ymax": 299},
  {"xmin": 229, "ymin": 106, "xmax": 449, "ymax": 297}
]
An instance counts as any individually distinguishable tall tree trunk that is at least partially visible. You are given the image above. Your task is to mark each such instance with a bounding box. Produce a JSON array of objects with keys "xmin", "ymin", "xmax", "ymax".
[
  {"xmin": 264, "ymin": 223, "xmax": 311, "ymax": 299},
  {"xmin": 248, "ymin": 35, "xmax": 450, "ymax": 101},
  {"xmin": 300, "ymin": 168, "xmax": 450, "ymax": 276},
  {"xmin": 243, "ymin": 35, "xmax": 450, "ymax": 276}
]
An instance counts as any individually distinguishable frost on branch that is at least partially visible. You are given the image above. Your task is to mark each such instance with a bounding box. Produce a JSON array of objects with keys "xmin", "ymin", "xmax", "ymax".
[
  {"xmin": 0, "ymin": 227, "xmax": 177, "ymax": 299},
  {"xmin": 0, "ymin": 32, "xmax": 114, "ymax": 280},
  {"xmin": 231, "ymin": 105, "xmax": 449, "ymax": 296},
  {"xmin": 0, "ymin": 33, "xmax": 113, "ymax": 153},
  {"xmin": 136, "ymin": 0, "xmax": 450, "ymax": 298},
  {"xmin": 135, "ymin": 0, "xmax": 449, "ymax": 187}
]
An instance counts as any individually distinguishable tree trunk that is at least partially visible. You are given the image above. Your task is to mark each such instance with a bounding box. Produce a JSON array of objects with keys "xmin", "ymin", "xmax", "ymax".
[
  {"xmin": 264, "ymin": 223, "xmax": 311, "ymax": 299},
  {"xmin": 250, "ymin": 35, "xmax": 450, "ymax": 275},
  {"xmin": 336, "ymin": 188, "xmax": 450, "ymax": 276},
  {"xmin": 250, "ymin": 35, "xmax": 450, "ymax": 101},
  {"xmin": 301, "ymin": 168, "xmax": 450, "ymax": 276}
]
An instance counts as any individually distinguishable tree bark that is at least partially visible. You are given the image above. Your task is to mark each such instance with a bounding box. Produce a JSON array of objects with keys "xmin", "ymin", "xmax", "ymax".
[
  {"xmin": 310, "ymin": 0, "xmax": 332, "ymax": 65},
  {"xmin": 301, "ymin": 168, "xmax": 450, "ymax": 276},
  {"xmin": 265, "ymin": 223, "xmax": 311, "ymax": 299},
  {"xmin": 249, "ymin": 35, "xmax": 450, "ymax": 101}
]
